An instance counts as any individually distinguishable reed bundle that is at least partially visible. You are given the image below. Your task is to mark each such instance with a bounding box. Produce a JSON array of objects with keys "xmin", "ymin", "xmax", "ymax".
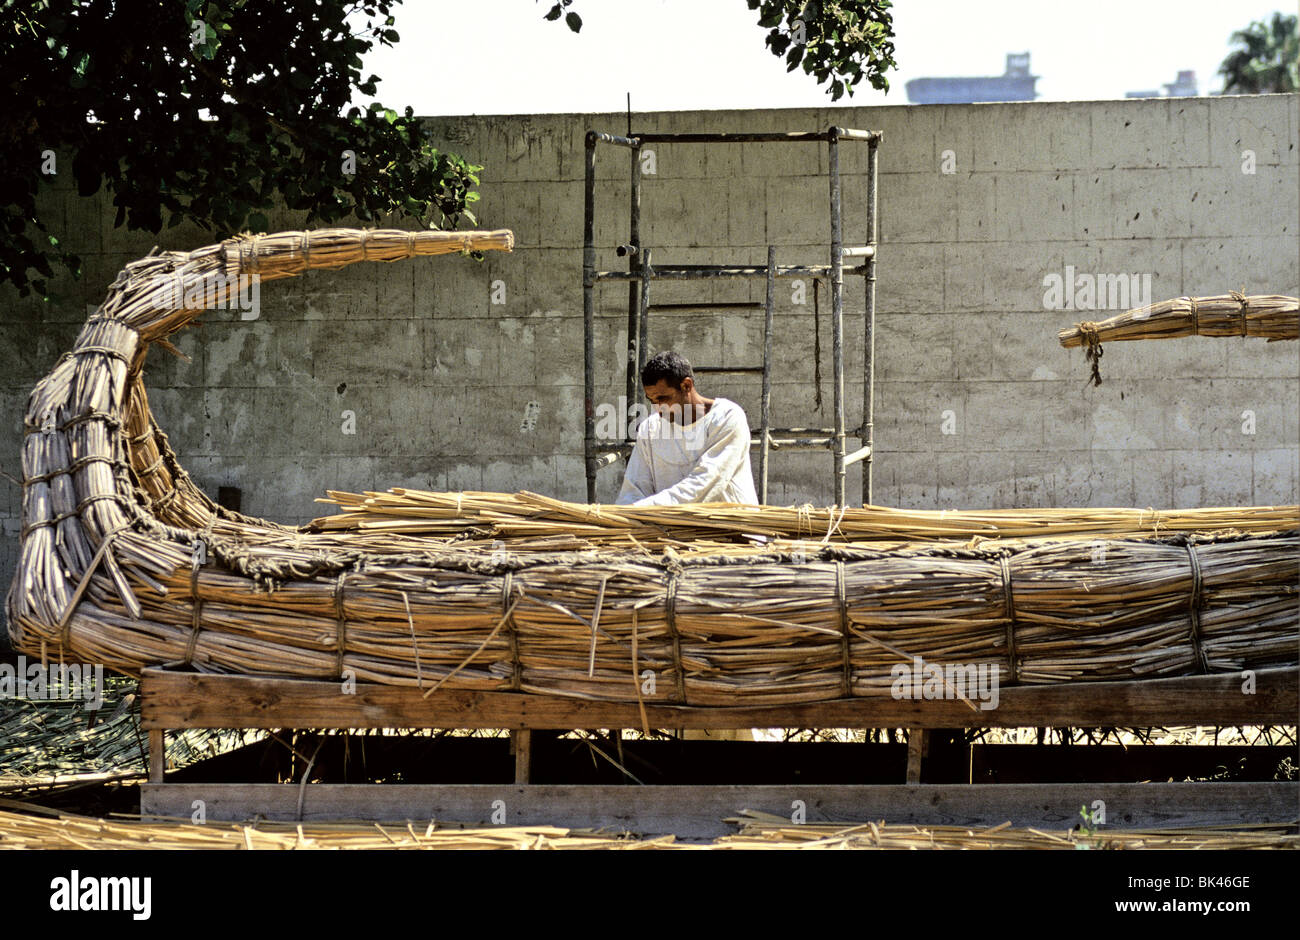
[
  {"xmin": 1058, "ymin": 293, "xmax": 1298, "ymax": 385},
  {"xmin": 718, "ymin": 811, "xmax": 1300, "ymax": 850},
  {"xmin": 7, "ymin": 229, "xmax": 1296, "ymax": 709},
  {"xmin": 312, "ymin": 487, "xmax": 1300, "ymax": 549}
]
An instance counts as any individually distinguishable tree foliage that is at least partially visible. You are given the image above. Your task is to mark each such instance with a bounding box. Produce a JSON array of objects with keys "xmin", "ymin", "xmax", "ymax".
[
  {"xmin": 4, "ymin": 0, "xmax": 898, "ymax": 300},
  {"xmin": 546, "ymin": 0, "xmax": 897, "ymax": 100},
  {"xmin": 2, "ymin": 0, "xmax": 481, "ymax": 298},
  {"xmin": 749, "ymin": 0, "xmax": 895, "ymax": 100},
  {"xmin": 1218, "ymin": 12, "xmax": 1298, "ymax": 94}
]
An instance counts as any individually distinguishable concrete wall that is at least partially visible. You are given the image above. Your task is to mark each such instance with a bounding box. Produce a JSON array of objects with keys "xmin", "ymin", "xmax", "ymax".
[{"xmin": 3, "ymin": 94, "xmax": 1297, "ymax": 614}]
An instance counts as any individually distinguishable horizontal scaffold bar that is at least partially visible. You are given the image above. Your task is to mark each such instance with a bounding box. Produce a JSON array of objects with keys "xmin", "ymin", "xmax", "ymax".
[
  {"xmin": 587, "ymin": 131, "xmax": 639, "ymax": 148},
  {"xmin": 625, "ymin": 128, "xmax": 881, "ymax": 144},
  {"xmin": 592, "ymin": 264, "xmax": 869, "ymax": 281}
]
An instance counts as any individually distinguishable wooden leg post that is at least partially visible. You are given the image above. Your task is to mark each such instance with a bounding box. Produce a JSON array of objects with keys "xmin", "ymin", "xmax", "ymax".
[
  {"xmin": 905, "ymin": 729, "xmax": 927, "ymax": 784},
  {"xmin": 148, "ymin": 729, "xmax": 165, "ymax": 783},
  {"xmin": 513, "ymin": 729, "xmax": 532, "ymax": 784}
]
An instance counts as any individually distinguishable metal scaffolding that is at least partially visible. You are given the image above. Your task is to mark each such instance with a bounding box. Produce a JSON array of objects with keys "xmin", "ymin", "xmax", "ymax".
[{"xmin": 582, "ymin": 127, "xmax": 881, "ymax": 507}]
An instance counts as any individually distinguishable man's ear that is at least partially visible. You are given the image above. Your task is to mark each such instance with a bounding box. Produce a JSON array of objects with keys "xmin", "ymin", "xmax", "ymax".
[{"xmin": 679, "ymin": 376, "xmax": 694, "ymax": 395}]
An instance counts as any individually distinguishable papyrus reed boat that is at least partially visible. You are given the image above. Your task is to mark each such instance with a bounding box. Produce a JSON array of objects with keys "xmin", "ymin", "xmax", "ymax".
[{"xmin": 7, "ymin": 230, "xmax": 1297, "ymax": 706}]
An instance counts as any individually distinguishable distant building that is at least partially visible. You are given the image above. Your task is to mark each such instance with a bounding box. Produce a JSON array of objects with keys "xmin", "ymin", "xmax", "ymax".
[
  {"xmin": 905, "ymin": 53, "xmax": 1038, "ymax": 104},
  {"xmin": 1125, "ymin": 70, "xmax": 1198, "ymax": 98}
]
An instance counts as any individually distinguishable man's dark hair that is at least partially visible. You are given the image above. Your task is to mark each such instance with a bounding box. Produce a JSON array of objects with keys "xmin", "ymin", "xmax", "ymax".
[{"xmin": 641, "ymin": 350, "xmax": 694, "ymax": 389}]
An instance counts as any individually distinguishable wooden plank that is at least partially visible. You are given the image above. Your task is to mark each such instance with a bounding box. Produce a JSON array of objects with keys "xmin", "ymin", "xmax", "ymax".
[
  {"xmin": 905, "ymin": 730, "xmax": 927, "ymax": 784},
  {"xmin": 140, "ymin": 667, "xmax": 1299, "ymax": 730},
  {"xmin": 513, "ymin": 729, "xmax": 532, "ymax": 785},
  {"xmin": 139, "ymin": 782, "xmax": 1300, "ymax": 838},
  {"xmin": 148, "ymin": 729, "xmax": 165, "ymax": 783}
]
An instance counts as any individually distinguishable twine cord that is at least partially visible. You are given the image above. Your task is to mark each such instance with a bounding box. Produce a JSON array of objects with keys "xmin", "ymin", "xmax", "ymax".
[
  {"xmin": 630, "ymin": 608, "xmax": 650, "ymax": 737},
  {"xmin": 402, "ymin": 591, "xmax": 422, "ymax": 690},
  {"xmin": 587, "ymin": 573, "xmax": 609, "ymax": 678},
  {"xmin": 334, "ymin": 572, "xmax": 347, "ymax": 679},
  {"xmin": 56, "ymin": 523, "xmax": 132, "ymax": 653},
  {"xmin": 1078, "ymin": 321, "xmax": 1104, "ymax": 387},
  {"xmin": 665, "ymin": 567, "xmax": 687, "ymax": 704},
  {"xmin": 836, "ymin": 561, "xmax": 853, "ymax": 699},
  {"xmin": 1230, "ymin": 290, "xmax": 1249, "ymax": 337},
  {"xmin": 1185, "ymin": 543, "xmax": 1209, "ymax": 674},
  {"xmin": 504, "ymin": 570, "xmax": 522, "ymax": 691},
  {"xmin": 184, "ymin": 548, "xmax": 204, "ymax": 667},
  {"xmin": 999, "ymin": 554, "xmax": 1020, "ymax": 684}
]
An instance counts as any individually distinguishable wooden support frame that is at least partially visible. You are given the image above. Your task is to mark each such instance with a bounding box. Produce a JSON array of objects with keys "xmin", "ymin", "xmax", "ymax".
[
  {"xmin": 141, "ymin": 667, "xmax": 1297, "ymax": 731},
  {"xmin": 141, "ymin": 667, "xmax": 1296, "ymax": 783},
  {"xmin": 139, "ymin": 782, "xmax": 1299, "ymax": 837}
]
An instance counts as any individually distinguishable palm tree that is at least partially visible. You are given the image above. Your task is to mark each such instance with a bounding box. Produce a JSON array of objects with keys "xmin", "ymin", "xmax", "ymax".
[{"xmin": 1218, "ymin": 12, "xmax": 1299, "ymax": 94}]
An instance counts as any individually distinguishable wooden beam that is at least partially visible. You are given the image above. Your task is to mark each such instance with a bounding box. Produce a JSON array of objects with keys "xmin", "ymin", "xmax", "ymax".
[
  {"xmin": 513, "ymin": 730, "xmax": 532, "ymax": 784},
  {"xmin": 139, "ymin": 782, "xmax": 1300, "ymax": 838},
  {"xmin": 148, "ymin": 729, "xmax": 165, "ymax": 783},
  {"xmin": 905, "ymin": 730, "xmax": 927, "ymax": 784},
  {"xmin": 140, "ymin": 668, "xmax": 1299, "ymax": 730}
]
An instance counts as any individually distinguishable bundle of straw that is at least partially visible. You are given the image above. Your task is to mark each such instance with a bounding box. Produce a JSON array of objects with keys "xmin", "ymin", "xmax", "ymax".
[{"xmin": 1058, "ymin": 292, "xmax": 1298, "ymax": 386}]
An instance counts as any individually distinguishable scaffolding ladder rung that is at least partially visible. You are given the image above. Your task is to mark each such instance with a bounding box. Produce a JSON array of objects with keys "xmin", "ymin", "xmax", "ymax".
[
  {"xmin": 647, "ymin": 302, "xmax": 765, "ymax": 311},
  {"xmin": 593, "ymin": 264, "xmax": 869, "ymax": 282}
]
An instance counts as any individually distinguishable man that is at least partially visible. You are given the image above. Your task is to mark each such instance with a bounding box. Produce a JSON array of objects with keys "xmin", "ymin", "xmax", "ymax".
[
  {"xmin": 616, "ymin": 351, "xmax": 759, "ymax": 506},
  {"xmin": 617, "ymin": 351, "xmax": 760, "ymax": 743}
]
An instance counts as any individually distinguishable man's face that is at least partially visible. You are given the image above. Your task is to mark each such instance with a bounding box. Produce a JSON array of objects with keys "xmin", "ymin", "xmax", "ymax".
[{"xmin": 643, "ymin": 377, "xmax": 692, "ymax": 423}]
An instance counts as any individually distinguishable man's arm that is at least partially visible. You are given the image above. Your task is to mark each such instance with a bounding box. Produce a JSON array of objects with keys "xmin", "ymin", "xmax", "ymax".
[
  {"xmin": 614, "ymin": 434, "xmax": 655, "ymax": 505},
  {"xmin": 631, "ymin": 407, "xmax": 751, "ymax": 506}
]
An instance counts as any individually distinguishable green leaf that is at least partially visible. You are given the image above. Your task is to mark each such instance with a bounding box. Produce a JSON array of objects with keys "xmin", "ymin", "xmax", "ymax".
[{"xmin": 565, "ymin": 11, "xmax": 582, "ymax": 32}]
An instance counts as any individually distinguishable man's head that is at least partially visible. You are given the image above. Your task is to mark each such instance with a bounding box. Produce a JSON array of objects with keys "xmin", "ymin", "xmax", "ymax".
[{"xmin": 641, "ymin": 351, "xmax": 697, "ymax": 423}]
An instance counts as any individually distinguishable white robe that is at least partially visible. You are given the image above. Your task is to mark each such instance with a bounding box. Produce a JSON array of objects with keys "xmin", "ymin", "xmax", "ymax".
[{"xmin": 614, "ymin": 398, "xmax": 759, "ymax": 506}]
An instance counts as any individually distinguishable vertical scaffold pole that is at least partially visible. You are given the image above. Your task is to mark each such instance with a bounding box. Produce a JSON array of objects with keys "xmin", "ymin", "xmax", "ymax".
[
  {"xmin": 583, "ymin": 132, "xmax": 598, "ymax": 503},
  {"xmin": 759, "ymin": 245, "xmax": 775, "ymax": 504},
  {"xmin": 828, "ymin": 128, "xmax": 846, "ymax": 508},
  {"xmin": 863, "ymin": 134, "xmax": 880, "ymax": 507},
  {"xmin": 626, "ymin": 135, "xmax": 642, "ymax": 435}
]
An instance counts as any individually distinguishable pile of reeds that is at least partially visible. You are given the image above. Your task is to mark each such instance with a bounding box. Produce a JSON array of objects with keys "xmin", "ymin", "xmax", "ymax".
[
  {"xmin": 0, "ymin": 805, "xmax": 648, "ymax": 850},
  {"xmin": 6, "ymin": 229, "xmax": 1297, "ymax": 708},
  {"xmin": 718, "ymin": 811, "xmax": 1300, "ymax": 850},
  {"xmin": 0, "ymin": 675, "xmax": 253, "ymax": 786},
  {"xmin": 1058, "ymin": 292, "xmax": 1298, "ymax": 385},
  {"xmin": 0, "ymin": 803, "xmax": 1293, "ymax": 849},
  {"xmin": 310, "ymin": 487, "xmax": 1300, "ymax": 550}
]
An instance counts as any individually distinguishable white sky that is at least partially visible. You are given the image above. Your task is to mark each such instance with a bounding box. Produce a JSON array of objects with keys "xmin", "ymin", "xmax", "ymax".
[{"xmin": 351, "ymin": 0, "xmax": 1296, "ymax": 116}]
